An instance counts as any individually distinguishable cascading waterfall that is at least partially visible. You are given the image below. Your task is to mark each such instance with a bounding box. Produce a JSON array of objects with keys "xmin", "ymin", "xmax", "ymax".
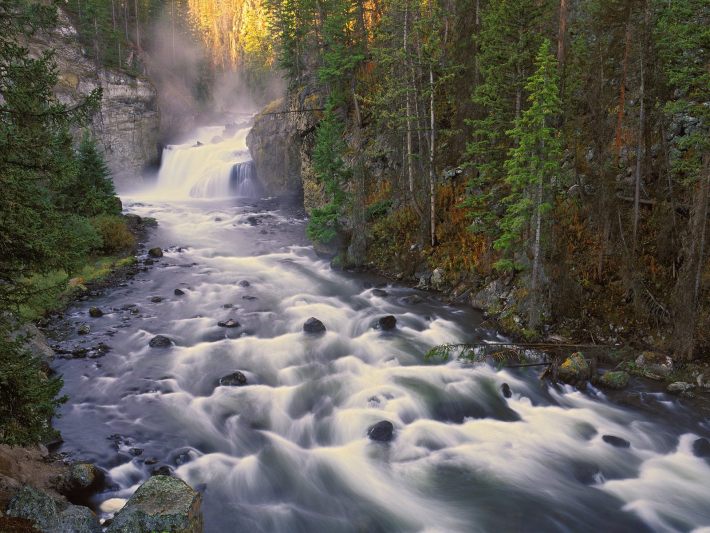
[{"xmin": 154, "ymin": 123, "xmax": 260, "ymax": 199}]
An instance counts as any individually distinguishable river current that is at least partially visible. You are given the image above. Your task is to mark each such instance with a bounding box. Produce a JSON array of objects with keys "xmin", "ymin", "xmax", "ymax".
[{"xmin": 52, "ymin": 123, "xmax": 710, "ymax": 532}]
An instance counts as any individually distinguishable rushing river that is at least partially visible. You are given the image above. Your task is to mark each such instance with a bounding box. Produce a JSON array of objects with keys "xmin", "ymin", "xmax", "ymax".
[{"xmin": 52, "ymin": 123, "xmax": 710, "ymax": 532}]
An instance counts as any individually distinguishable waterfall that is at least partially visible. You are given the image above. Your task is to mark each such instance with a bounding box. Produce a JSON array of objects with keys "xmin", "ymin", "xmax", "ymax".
[{"xmin": 154, "ymin": 123, "xmax": 260, "ymax": 199}]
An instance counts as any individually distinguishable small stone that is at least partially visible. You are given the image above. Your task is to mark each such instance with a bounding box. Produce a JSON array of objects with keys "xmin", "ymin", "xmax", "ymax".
[
  {"xmin": 367, "ymin": 420, "xmax": 394, "ymax": 442},
  {"xmin": 667, "ymin": 381, "xmax": 695, "ymax": 394},
  {"xmin": 143, "ymin": 457, "xmax": 158, "ymax": 465},
  {"xmin": 129, "ymin": 448, "xmax": 144, "ymax": 457},
  {"xmin": 692, "ymin": 438, "xmax": 710, "ymax": 458},
  {"xmin": 378, "ymin": 315, "xmax": 397, "ymax": 331},
  {"xmin": 242, "ymin": 295, "xmax": 258, "ymax": 301},
  {"xmin": 150, "ymin": 296, "xmax": 163, "ymax": 303},
  {"xmin": 303, "ymin": 317, "xmax": 326, "ymax": 334},
  {"xmin": 174, "ymin": 288, "xmax": 185, "ymax": 296},
  {"xmin": 501, "ymin": 383, "xmax": 512, "ymax": 398},
  {"xmin": 144, "ymin": 258, "xmax": 155, "ymax": 266},
  {"xmin": 149, "ymin": 335, "xmax": 172, "ymax": 348},
  {"xmin": 598, "ymin": 371, "xmax": 630, "ymax": 390},
  {"xmin": 223, "ymin": 303, "xmax": 234, "ymax": 308},
  {"xmin": 246, "ymin": 216, "xmax": 260, "ymax": 226},
  {"xmin": 150, "ymin": 466, "xmax": 173, "ymax": 477},
  {"xmin": 77, "ymin": 323, "xmax": 90, "ymax": 335},
  {"xmin": 217, "ymin": 319, "xmax": 240, "ymax": 328},
  {"xmin": 238, "ymin": 280, "xmax": 250, "ymax": 287},
  {"xmin": 602, "ymin": 435, "xmax": 630, "ymax": 448},
  {"xmin": 89, "ymin": 307, "xmax": 103, "ymax": 318},
  {"xmin": 372, "ymin": 288, "xmax": 388, "ymax": 297},
  {"xmin": 219, "ymin": 371, "xmax": 248, "ymax": 386},
  {"xmin": 148, "ymin": 247, "xmax": 163, "ymax": 258}
]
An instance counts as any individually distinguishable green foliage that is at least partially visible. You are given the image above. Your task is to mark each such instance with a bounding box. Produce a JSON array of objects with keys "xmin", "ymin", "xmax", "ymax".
[
  {"xmin": 0, "ymin": 323, "xmax": 65, "ymax": 445},
  {"xmin": 91, "ymin": 215, "xmax": 136, "ymax": 254}
]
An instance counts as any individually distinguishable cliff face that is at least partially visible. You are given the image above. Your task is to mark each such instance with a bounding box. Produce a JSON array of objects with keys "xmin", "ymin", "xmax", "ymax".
[
  {"xmin": 30, "ymin": 11, "xmax": 160, "ymax": 190},
  {"xmin": 246, "ymin": 88, "xmax": 327, "ymax": 210}
]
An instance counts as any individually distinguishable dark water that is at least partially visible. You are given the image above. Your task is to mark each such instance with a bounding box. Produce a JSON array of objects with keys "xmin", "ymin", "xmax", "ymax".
[{"xmin": 51, "ymin": 126, "xmax": 710, "ymax": 533}]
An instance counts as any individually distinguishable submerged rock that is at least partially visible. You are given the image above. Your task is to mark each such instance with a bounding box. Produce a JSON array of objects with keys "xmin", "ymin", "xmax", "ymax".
[
  {"xmin": 77, "ymin": 323, "xmax": 90, "ymax": 335},
  {"xmin": 219, "ymin": 371, "xmax": 247, "ymax": 386},
  {"xmin": 238, "ymin": 280, "xmax": 250, "ymax": 287},
  {"xmin": 148, "ymin": 247, "xmax": 163, "ymax": 258},
  {"xmin": 174, "ymin": 288, "xmax": 185, "ymax": 296},
  {"xmin": 402, "ymin": 294, "xmax": 423, "ymax": 305},
  {"xmin": 106, "ymin": 475, "xmax": 202, "ymax": 533},
  {"xmin": 501, "ymin": 383, "xmax": 512, "ymax": 399},
  {"xmin": 149, "ymin": 335, "xmax": 172, "ymax": 348},
  {"xmin": 598, "ymin": 371, "xmax": 630, "ymax": 390},
  {"xmin": 150, "ymin": 296, "xmax": 164, "ymax": 303},
  {"xmin": 88, "ymin": 307, "xmax": 103, "ymax": 318},
  {"xmin": 217, "ymin": 319, "xmax": 240, "ymax": 328},
  {"xmin": 602, "ymin": 435, "xmax": 630, "ymax": 448},
  {"xmin": 303, "ymin": 317, "xmax": 326, "ymax": 334},
  {"xmin": 558, "ymin": 352, "xmax": 590, "ymax": 384},
  {"xmin": 693, "ymin": 438, "xmax": 710, "ymax": 458},
  {"xmin": 371, "ymin": 288, "xmax": 388, "ymax": 298},
  {"xmin": 378, "ymin": 315, "xmax": 397, "ymax": 331},
  {"xmin": 151, "ymin": 466, "xmax": 173, "ymax": 477},
  {"xmin": 367, "ymin": 420, "xmax": 394, "ymax": 442}
]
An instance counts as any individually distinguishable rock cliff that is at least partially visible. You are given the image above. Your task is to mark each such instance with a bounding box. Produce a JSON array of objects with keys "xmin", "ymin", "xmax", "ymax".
[{"xmin": 29, "ymin": 11, "xmax": 160, "ymax": 190}]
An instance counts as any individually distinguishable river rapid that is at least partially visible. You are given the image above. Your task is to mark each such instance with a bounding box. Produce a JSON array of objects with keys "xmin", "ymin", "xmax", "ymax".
[{"xmin": 52, "ymin": 123, "xmax": 710, "ymax": 532}]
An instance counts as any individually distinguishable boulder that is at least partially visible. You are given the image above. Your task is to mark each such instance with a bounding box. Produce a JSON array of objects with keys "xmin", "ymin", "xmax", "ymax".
[
  {"xmin": 57, "ymin": 505, "xmax": 101, "ymax": 533},
  {"xmin": 303, "ymin": 317, "xmax": 326, "ymax": 334},
  {"xmin": 667, "ymin": 381, "xmax": 694, "ymax": 394},
  {"xmin": 470, "ymin": 279, "xmax": 507, "ymax": 312},
  {"xmin": 77, "ymin": 324, "xmax": 90, "ymax": 335},
  {"xmin": 63, "ymin": 463, "xmax": 106, "ymax": 500},
  {"xmin": 217, "ymin": 319, "xmax": 240, "ymax": 328},
  {"xmin": 598, "ymin": 371, "xmax": 630, "ymax": 390},
  {"xmin": 88, "ymin": 307, "xmax": 103, "ymax": 318},
  {"xmin": 634, "ymin": 351, "xmax": 673, "ymax": 379},
  {"xmin": 150, "ymin": 466, "xmax": 173, "ymax": 477},
  {"xmin": 219, "ymin": 371, "xmax": 248, "ymax": 386},
  {"xmin": 378, "ymin": 316, "xmax": 397, "ymax": 331},
  {"xmin": 501, "ymin": 383, "xmax": 512, "ymax": 399},
  {"xmin": 147, "ymin": 247, "xmax": 163, "ymax": 258},
  {"xmin": 602, "ymin": 435, "xmax": 630, "ymax": 448},
  {"xmin": 106, "ymin": 476, "xmax": 202, "ymax": 533},
  {"xmin": 430, "ymin": 268, "xmax": 445, "ymax": 290},
  {"xmin": 149, "ymin": 335, "xmax": 172, "ymax": 348},
  {"xmin": 558, "ymin": 352, "xmax": 590, "ymax": 384},
  {"xmin": 174, "ymin": 288, "xmax": 185, "ymax": 296},
  {"xmin": 5, "ymin": 486, "xmax": 60, "ymax": 532},
  {"xmin": 692, "ymin": 438, "xmax": 710, "ymax": 458},
  {"xmin": 367, "ymin": 420, "xmax": 394, "ymax": 442}
]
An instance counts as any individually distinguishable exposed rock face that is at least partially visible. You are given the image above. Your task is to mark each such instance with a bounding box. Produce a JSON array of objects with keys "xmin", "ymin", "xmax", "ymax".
[
  {"xmin": 29, "ymin": 11, "xmax": 160, "ymax": 190},
  {"xmin": 5, "ymin": 486, "xmax": 101, "ymax": 533},
  {"xmin": 246, "ymin": 89, "xmax": 323, "ymax": 210},
  {"xmin": 106, "ymin": 475, "xmax": 203, "ymax": 533}
]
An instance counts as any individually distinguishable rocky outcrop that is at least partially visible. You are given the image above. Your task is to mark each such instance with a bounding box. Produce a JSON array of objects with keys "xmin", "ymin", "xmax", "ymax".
[
  {"xmin": 246, "ymin": 89, "xmax": 324, "ymax": 209},
  {"xmin": 29, "ymin": 11, "xmax": 160, "ymax": 190},
  {"xmin": 106, "ymin": 475, "xmax": 203, "ymax": 533},
  {"xmin": 5, "ymin": 486, "xmax": 101, "ymax": 533}
]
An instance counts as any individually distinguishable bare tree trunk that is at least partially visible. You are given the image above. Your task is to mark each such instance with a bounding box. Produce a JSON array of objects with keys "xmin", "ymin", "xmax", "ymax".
[
  {"xmin": 112, "ymin": 0, "xmax": 121, "ymax": 67},
  {"xmin": 134, "ymin": 0, "xmax": 140, "ymax": 50},
  {"xmin": 429, "ymin": 65, "xmax": 436, "ymax": 247},
  {"xmin": 632, "ymin": 43, "xmax": 645, "ymax": 251},
  {"xmin": 615, "ymin": 22, "xmax": 631, "ymax": 161},
  {"xmin": 404, "ymin": 3, "xmax": 424, "ymax": 225},
  {"xmin": 348, "ymin": 80, "xmax": 367, "ymax": 266}
]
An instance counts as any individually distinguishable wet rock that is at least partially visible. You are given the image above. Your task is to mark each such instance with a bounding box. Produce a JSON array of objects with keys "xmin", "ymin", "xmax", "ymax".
[
  {"xmin": 634, "ymin": 351, "xmax": 673, "ymax": 380},
  {"xmin": 598, "ymin": 371, "xmax": 630, "ymax": 390},
  {"xmin": 238, "ymin": 280, "xmax": 250, "ymax": 287},
  {"xmin": 144, "ymin": 258, "xmax": 155, "ymax": 266},
  {"xmin": 148, "ymin": 247, "xmax": 163, "ymax": 258},
  {"xmin": 223, "ymin": 303, "xmax": 234, "ymax": 309},
  {"xmin": 88, "ymin": 307, "xmax": 103, "ymax": 318},
  {"xmin": 217, "ymin": 319, "xmax": 240, "ymax": 328},
  {"xmin": 242, "ymin": 295, "xmax": 258, "ymax": 301},
  {"xmin": 378, "ymin": 315, "xmax": 397, "ymax": 331},
  {"xmin": 70, "ymin": 347, "xmax": 88, "ymax": 358},
  {"xmin": 106, "ymin": 475, "xmax": 202, "ymax": 533},
  {"xmin": 667, "ymin": 381, "xmax": 695, "ymax": 394},
  {"xmin": 371, "ymin": 288, "xmax": 388, "ymax": 297},
  {"xmin": 367, "ymin": 420, "xmax": 394, "ymax": 442},
  {"xmin": 64, "ymin": 463, "xmax": 106, "ymax": 496},
  {"xmin": 558, "ymin": 352, "xmax": 590, "ymax": 384},
  {"xmin": 246, "ymin": 216, "xmax": 260, "ymax": 226},
  {"xmin": 77, "ymin": 323, "xmax": 90, "ymax": 335},
  {"xmin": 602, "ymin": 435, "xmax": 630, "ymax": 448},
  {"xmin": 150, "ymin": 466, "xmax": 173, "ymax": 477},
  {"xmin": 501, "ymin": 383, "xmax": 512, "ymax": 399},
  {"xmin": 129, "ymin": 448, "xmax": 144, "ymax": 457},
  {"xmin": 402, "ymin": 294, "xmax": 423, "ymax": 305},
  {"xmin": 143, "ymin": 457, "xmax": 158, "ymax": 465},
  {"xmin": 219, "ymin": 371, "xmax": 248, "ymax": 386},
  {"xmin": 303, "ymin": 317, "xmax": 326, "ymax": 334},
  {"xmin": 692, "ymin": 438, "xmax": 710, "ymax": 458},
  {"xmin": 174, "ymin": 288, "xmax": 185, "ymax": 296},
  {"xmin": 150, "ymin": 296, "xmax": 163, "ymax": 303},
  {"xmin": 148, "ymin": 335, "xmax": 172, "ymax": 348}
]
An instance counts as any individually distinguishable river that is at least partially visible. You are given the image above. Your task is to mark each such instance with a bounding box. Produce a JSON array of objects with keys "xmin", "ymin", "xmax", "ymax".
[{"xmin": 52, "ymin": 122, "xmax": 710, "ymax": 532}]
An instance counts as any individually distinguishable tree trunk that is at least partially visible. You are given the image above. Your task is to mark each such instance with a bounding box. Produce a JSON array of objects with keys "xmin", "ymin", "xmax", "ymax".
[
  {"xmin": 632, "ymin": 41, "xmax": 645, "ymax": 250},
  {"xmin": 134, "ymin": 0, "xmax": 140, "ymax": 50},
  {"xmin": 429, "ymin": 65, "xmax": 436, "ymax": 247},
  {"xmin": 614, "ymin": 22, "xmax": 631, "ymax": 161}
]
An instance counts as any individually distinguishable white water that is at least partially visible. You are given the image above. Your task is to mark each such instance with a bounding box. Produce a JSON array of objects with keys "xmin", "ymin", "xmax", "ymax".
[{"xmin": 53, "ymin": 124, "xmax": 710, "ymax": 533}]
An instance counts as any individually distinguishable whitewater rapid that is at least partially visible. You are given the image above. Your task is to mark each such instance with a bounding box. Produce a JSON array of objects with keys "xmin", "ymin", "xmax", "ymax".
[{"xmin": 51, "ymin": 123, "xmax": 710, "ymax": 532}]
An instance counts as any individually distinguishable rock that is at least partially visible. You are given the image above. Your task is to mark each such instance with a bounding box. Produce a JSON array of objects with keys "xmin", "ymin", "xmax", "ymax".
[
  {"xmin": 634, "ymin": 351, "xmax": 673, "ymax": 379},
  {"xmin": 149, "ymin": 335, "xmax": 172, "ymax": 348},
  {"xmin": 602, "ymin": 435, "xmax": 630, "ymax": 448},
  {"xmin": 57, "ymin": 505, "xmax": 101, "ymax": 533},
  {"xmin": 470, "ymin": 279, "xmax": 507, "ymax": 312},
  {"xmin": 692, "ymin": 438, "xmax": 710, "ymax": 458},
  {"xmin": 667, "ymin": 381, "xmax": 695, "ymax": 394},
  {"xmin": 106, "ymin": 476, "xmax": 202, "ymax": 533},
  {"xmin": 242, "ymin": 295, "xmax": 258, "ymax": 301},
  {"xmin": 174, "ymin": 288, "xmax": 185, "ymax": 296},
  {"xmin": 378, "ymin": 315, "xmax": 397, "ymax": 331},
  {"xmin": 303, "ymin": 317, "xmax": 326, "ymax": 334},
  {"xmin": 129, "ymin": 448, "xmax": 144, "ymax": 457},
  {"xmin": 367, "ymin": 420, "xmax": 394, "ymax": 442},
  {"xmin": 598, "ymin": 371, "xmax": 630, "ymax": 390},
  {"xmin": 64, "ymin": 463, "xmax": 106, "ymax": 497},
  {"xmin": 217, "ymin": 319, "xmax": 240, "ymax": 328},
  {"xmin": 558, "ymin": 352, "xmax": 590, "ymax": 384},
  {"xmin": 144, "ymin": 258, "xmax": 155, "ymax": 266},
  {"xmin": 150, "ymin": 466, "xmax": 173, "ymax": 477},
  {"xmin": 501, "ymin": 383, "xmax": 512, "ymax": 399},
  {"xmin": 238, "ymin": 280, "xmax": 250, "ymax": 287},
  {"xmin": 219, "ymin": 371, "xmax": 247, "ymax": 386},
  {"xmin": 5, "ymin": 486, "xmax": 60, "ymax": 531},
  {"xmin": 88, "ymin": 307, "xmax": 103, "ymax": 318},
  {"xmin": 148, "ymin": 247, "xmax": 163, "ymax": 258},
  {"xmin": 77, "ymin": 323, "xmax": 90, "ymax": 335},
  {"xmin": 430, "ymin": 268, "xmax": 445, "ymax": 290},
  {"xmin": 246, "ymin": 216, "xmax": 260, "ymax": 226},
  {"xmin": 371, "ymin": 289, "xmax": 388, "ymax": 297},
  {"xmin": 150, "ymin": 296, "xmax": 163, "ymax": 303},
  {"xmin": 143, "ymin": 457, "xmax": 158, "ymax": 466}
]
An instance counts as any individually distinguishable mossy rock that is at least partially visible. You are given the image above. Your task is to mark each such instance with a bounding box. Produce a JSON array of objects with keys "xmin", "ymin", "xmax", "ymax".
[
  {"xmin": 558, "ymin": 352, "xmax": 590, "ymax": 384},
  {"xmin": 106, "ymin": 476, "xmax": 202, "ymax": 533},
  {"xmin": 598, "ymin": 370, "xmax": 630, "ymax": 390}
]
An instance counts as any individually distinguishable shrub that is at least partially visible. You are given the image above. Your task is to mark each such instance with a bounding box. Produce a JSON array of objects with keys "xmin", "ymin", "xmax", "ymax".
[{"xmin": 90, "ymin": 215, "xmax": 136, "ymax": 254}]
